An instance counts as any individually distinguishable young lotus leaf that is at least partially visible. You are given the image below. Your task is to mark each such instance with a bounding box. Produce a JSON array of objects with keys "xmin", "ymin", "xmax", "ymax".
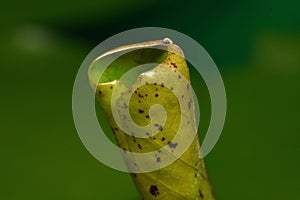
[{"xmin": 88, "ymin": 39, "xmax": 215, "ymax": 200}]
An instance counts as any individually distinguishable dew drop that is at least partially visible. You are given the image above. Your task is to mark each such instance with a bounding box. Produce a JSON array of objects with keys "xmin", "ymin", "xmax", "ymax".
[{"xmin": 163, "ymin": 38, "xmax": 173, "ymax": 45}]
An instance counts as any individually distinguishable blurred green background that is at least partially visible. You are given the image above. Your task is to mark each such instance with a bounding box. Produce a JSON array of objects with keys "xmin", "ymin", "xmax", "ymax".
[{"xmin": 1, "ymin": 0, "xmax": 300, "ymax": 199}]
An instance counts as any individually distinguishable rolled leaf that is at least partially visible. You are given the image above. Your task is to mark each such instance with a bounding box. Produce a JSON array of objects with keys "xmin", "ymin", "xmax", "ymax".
[{"xmin": 88, "ymin": 39, "xmax": 215, "ymax": 200}]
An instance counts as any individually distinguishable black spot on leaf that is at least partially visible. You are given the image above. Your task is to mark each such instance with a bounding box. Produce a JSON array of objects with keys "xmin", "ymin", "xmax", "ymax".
[
  {"xmin": 138, "ymin": 109, "xmax": 144, "ymax": 113},
  {"xmin": 158, "ymin": 125, "xmax": 163, "ymax": 131},
  {"xmin": 149, "ymin": 185, "xmax": 159, "ymax": 197},
  {"xmin": 138, "ymin": 144, "xmax": 142, "ymax": 149}
]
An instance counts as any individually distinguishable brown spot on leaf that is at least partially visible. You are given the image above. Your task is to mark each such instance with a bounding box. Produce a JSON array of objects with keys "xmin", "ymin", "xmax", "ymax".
[
  {"xmin": 199, "ymin": 189, "xmax": 204, "ymax": 198},
  {"xmin": 171, "ymin": 62, "xmax": 177, "ymax": 68},
  {"xmin": 188, "ymin": 101, "xmax": 191, "ymax": 109}
]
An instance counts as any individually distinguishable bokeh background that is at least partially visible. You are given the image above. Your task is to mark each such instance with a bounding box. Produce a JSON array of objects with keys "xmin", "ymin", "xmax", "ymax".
[{"xmin": 1, "ymin": 0, "xmax": 300, "ymax": 199}]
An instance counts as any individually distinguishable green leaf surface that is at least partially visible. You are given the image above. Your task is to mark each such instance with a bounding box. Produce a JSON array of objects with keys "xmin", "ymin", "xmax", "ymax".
[{"xmin": 89, "ymin": 40, "xmax": 215, "ymax": 200}]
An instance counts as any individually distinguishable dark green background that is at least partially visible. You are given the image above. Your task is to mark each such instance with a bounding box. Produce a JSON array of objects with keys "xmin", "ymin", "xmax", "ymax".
[{"xmin": 1, "ymin": 0, "xmax": 299, "ymax": 199}]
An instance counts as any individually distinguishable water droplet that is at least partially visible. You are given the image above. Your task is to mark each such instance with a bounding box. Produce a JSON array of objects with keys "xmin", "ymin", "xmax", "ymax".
[{"xmin": 163, "ymin": 38, "xmax": 173, "ymax": 45}]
